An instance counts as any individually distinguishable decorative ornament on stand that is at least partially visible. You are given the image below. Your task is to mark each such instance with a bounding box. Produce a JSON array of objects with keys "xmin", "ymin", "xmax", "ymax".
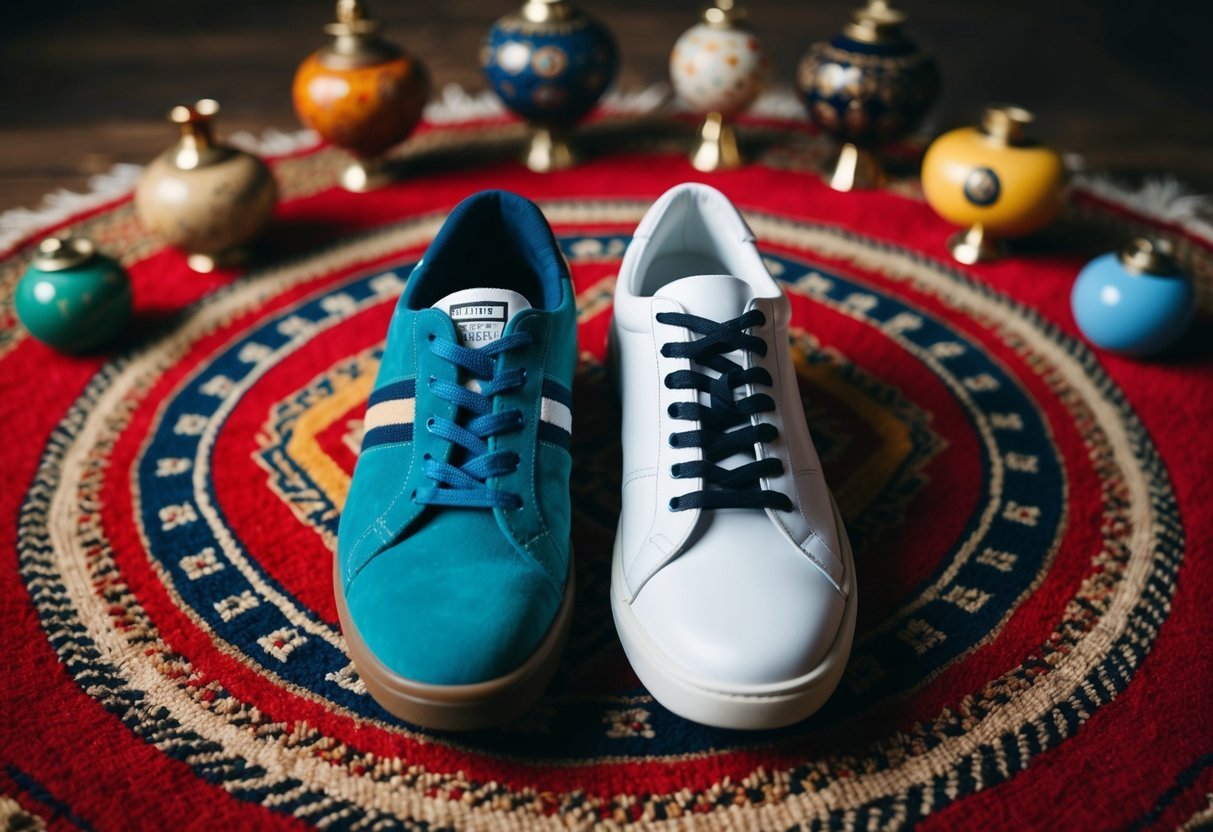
[
  {"xmin": 1071, "ymin": 236, "xmax": 1195, "ymax": 357},
  {"xmin": 15, "ymin": 237, "xmax": 132, "ymax": 353},
  {"xmin": 670, "ymin": 0, "xmax": 769, "ymax": 172},
  {"xmin": 921, "ymin": 104, "xmax": 1066, "ymax": 264},
  {"xmin": 293, "ymin": 0, "xmax": 431, "ymax": 192},
  {"xmin": 797, "ymin": 0, "xmax": 939, "ymax": 191},
  {"xmin": 481, "ymin": 0, "xmax": 618, "ymax": 173},
  {"xmin": 135, "ymin": 99, "xmax": 278, "ymax": 273}
]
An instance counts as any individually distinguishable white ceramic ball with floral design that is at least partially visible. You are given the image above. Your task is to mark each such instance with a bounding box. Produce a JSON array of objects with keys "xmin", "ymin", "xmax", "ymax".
[{"xmin": 670, "ymin": 22, "xmax": 768, "ymax": 118}]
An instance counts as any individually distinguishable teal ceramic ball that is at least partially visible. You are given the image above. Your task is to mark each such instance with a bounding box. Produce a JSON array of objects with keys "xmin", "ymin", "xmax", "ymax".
[
  {"xmin": 15, "ymin": 238, "xmax": 133, "ymax": 354},
  {"xmin": 1071, "ymin": 244, "xmax": 1195, "ymax": 357}
]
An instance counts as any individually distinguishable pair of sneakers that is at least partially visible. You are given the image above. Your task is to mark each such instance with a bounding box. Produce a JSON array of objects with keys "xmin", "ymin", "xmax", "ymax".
[{"xmin": 336, "ymin": 185, "xmax": 856, "ymax": 731}]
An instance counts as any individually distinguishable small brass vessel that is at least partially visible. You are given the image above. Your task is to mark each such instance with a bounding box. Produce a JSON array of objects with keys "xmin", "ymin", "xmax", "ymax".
[
  {"xmin": 481, "ymin": 0, "xmax": 618, "ymax": 173},
  {"xmin": 922, "ymin": 104, "xmax": 1066, "ymax": 265},
  {"xmin": 798, "ymin": 0, "xmax": 940, "ymax": 191},
  {"xmin": 670, "ymin": 0, "xmax": 769, "ymax": 172},
  {"xmin": 15, "ymin": 236, "xmax": 133, "ymax": 353},
  {"xmin": 293, "ymin": 0, "xmax": 431, "ymax": 192},
  {"xmin": 135, "ymin": 100, "xmax": 278, "ymax": 273}
]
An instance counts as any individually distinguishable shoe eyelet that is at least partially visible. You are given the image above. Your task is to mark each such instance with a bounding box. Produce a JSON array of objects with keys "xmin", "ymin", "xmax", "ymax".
[
  {"xmin": 428, "ymin": 374, "xmax": 437, "ymax": 385},
  {"xmin": 426, "ymin": 332, "xmax": 436, "ymax": 342},
  {"xmin": 422, "ymin": 452, "xmax": 432, "ymax": 461},
  {"xmin": 425, "ymin": 417, "xmax": 436, "ymax": 430},
  {"xmin": 409, "ymin": 489, "xmax": 418, "ymax": 502},
  {"xmin": 668, "ymin": 433, "xmax": 679, "ymax": 448},
  {"xmin": 670, "ymin": 463, "xmax": 681, "ymax": 477},
  {"xmin": 668, "ymin": 497, "xmax": 680, "ymax": 511}
]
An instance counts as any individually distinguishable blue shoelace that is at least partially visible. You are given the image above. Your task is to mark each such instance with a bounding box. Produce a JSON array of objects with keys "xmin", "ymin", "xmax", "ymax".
[
  {"xmin": 656, "ymin": 309, "xmax": 793, "ymax": 512},
  {"xmin": 413, "ymin": 331, "xmax": 533, "ymax": 509}
]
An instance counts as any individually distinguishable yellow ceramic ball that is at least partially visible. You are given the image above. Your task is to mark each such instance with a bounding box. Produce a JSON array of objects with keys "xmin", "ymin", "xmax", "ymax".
[{"xmin": 921, "ymin": 108, "xmax": 1066, "ymax": 239}]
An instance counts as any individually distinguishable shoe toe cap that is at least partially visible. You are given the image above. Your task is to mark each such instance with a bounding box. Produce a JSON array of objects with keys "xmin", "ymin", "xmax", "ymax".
[
  {"xmin": 344, "ymin": 535, "xmax": 562, "ymax": 687},
  {"xmin": 630, "ymin": 519, "xmax": 845, "ymax": 688}
]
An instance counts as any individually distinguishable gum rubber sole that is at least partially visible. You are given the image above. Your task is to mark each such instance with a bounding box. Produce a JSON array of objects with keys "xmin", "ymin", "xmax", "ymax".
[
  {"xmin": 610, "ymin": 495, "xmax": 857, "ymax": 730},
  {"xmin": 334, "ymin": 557, "xmax": 574, "ymax": 732}
]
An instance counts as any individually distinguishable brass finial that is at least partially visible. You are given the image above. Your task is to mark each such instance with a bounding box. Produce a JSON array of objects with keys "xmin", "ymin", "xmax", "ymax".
[
  {"xmin": 34, "ymin": 236, "xmax": 98, "ymax": 272},
  {"xmin": 844, "ymin": 0, "xmax": 907, "ymax": 44},
  {"xmin": 981, "ymin": 104, "xmax": 1035, "ymax": 146},
  {"xmin": 320, "ymin": 0, "xmax": 400, "ymax": 67},
  {"xmin": 703, "ymin": 0, "xmax": 748, "ymax": 28},
  {"xmin": 1120, "ymin": 236, "xmax": 1181, "ymax": 277},
  {"xmin": 326, "ymin": 0, "xmax": 380, "ymax": 36},
  {"xmin": 521, "ymin": 0, "xmax": 575, "ymax": 24},
  {"xmin": 690, "ymin": 111, "xmax": 742, "ymax": 172},
  {"xmin": 169, "ymin": 99, "xmax": 222, "ymax": 170}
]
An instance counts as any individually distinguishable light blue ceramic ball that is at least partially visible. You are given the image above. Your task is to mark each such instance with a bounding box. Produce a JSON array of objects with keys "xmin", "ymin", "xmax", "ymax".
[{"xmin": 1071, "ymin": 242, "xmax": 1195, "ymax": 357}]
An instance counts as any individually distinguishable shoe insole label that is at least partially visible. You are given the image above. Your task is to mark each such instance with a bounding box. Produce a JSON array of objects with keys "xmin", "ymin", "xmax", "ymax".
[{"xmin": 449, "ymin": 301, "xmax": 509, "ymax": 345}]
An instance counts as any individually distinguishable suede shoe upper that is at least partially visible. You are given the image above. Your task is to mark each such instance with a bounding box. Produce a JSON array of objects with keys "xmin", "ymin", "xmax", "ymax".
[{"xmin": 337, "ymin": 190, "xmax": 577, "ymax": 686}]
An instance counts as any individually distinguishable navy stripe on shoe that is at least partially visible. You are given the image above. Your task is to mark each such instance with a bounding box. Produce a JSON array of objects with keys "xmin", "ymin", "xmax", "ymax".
[
  {"xmin": 362, "ymin": 423, "xmax": 415, "ymax": 450},
  {"xmin": 540, "ymin": 378, "xmax": 572, "ymax": 407},
  {"xmin": 361, "ymin": 379, "xmax": 417, "ymax": 451},
  {"xmin": 537, "ymin": 420, "xmax": 571, "ymax": 450},
  {"xmin": 368, "ymin": 378, "xmax": 416, "ymax": 407}
]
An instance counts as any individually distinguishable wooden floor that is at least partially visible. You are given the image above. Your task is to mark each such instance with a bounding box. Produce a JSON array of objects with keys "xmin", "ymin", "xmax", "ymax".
[{"xmin": 2, "ymin": 0, "xmax": 1210, "ymax": 212}]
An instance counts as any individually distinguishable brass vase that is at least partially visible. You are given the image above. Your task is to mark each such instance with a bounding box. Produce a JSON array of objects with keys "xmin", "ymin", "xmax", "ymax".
[
  {"xmin": 135, "ymin": 100, "xmax": 278, "ymax": 273},
  {"xmin": 797, "ymin": 0, "xmax": 940, "ymax": 191}
]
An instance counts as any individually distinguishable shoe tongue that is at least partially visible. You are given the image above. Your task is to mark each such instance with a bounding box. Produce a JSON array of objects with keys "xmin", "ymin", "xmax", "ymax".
[
  {"xmin": 654, "ymin": 274, "xmax": 753, "ymax": 321},
  {"xmin": 431, "ymin": 287, "xmax": 532, "ymax": 346}
]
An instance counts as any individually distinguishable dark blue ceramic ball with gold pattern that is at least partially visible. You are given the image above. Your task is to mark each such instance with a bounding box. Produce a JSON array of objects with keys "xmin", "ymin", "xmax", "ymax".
[
  {"xmin": 481, "ymin": 0, "xmax": 618, "ymax": 126},
  {"xmin": 797, "ymin": 0, "xmax": 938, "ymax": 147}
]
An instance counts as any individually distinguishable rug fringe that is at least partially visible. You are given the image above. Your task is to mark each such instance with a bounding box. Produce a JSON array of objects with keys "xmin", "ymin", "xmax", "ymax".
[
  {"xmin": 1072, "ymin": 173, "xmax": 1213, "ymax": 242},
  {"xmin": 0, "ymin": 164, "xmax": 144, "ymax": 256},
  {"xmin": 2, "ymin": 84, "xmax": 1209, "ymax": 255}
]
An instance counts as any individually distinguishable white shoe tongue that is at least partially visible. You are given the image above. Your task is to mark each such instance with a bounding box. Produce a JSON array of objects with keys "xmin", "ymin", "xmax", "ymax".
[
  {"xmin": 432, "ymin": 287, "xmax": 532, "ymax": 346},
  {"xmin": 654, "ymin": 274, "xmax": 753, "ymax": 321}
]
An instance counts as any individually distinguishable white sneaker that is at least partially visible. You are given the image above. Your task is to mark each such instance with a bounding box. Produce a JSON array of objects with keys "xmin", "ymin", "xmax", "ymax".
[{"xmin": 609, "ymin": 183, "xmax": 856, "ymax": 730}]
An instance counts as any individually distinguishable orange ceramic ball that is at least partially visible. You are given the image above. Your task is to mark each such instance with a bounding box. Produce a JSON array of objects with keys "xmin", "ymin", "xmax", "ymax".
[
  {"xmin": 921, "ymin": 126, "xmax": 1066, "ymax": 239},
  {"xmin": 293, "ymin": 52, "xmax": 430, "ymax": 159}
]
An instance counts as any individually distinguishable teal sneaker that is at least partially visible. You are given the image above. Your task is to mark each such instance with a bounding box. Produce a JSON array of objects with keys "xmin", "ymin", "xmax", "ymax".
[{"xmin": 335, "ymin": 190, "xmax": 577, "ymax": 730}]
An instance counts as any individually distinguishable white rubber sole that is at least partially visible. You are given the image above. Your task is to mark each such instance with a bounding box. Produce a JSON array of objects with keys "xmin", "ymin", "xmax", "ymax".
[{"xmin": 610, "ymin": 494, "xmax": 857, "ymax": 730}]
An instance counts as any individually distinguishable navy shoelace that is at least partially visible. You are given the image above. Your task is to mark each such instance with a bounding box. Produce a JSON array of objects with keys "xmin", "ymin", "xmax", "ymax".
[
  {"xmin": 413, "ymin": 331, "xmax": 532, "ymax": 509},
  {"xmin": 657, "ymin": 309, "xmax": 793, "ymax": 512}
]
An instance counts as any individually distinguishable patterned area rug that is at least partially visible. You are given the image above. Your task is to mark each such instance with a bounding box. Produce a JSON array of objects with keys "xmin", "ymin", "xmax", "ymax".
[{"xmin": 2, "ymin": 110, "xmax": 1212, "ymax": 831}]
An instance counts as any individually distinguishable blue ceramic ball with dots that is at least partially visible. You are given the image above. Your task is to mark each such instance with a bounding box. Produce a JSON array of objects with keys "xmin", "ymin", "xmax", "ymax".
[
  {"xmin": 1071, "ymin": 238, "xmax": 1195, "ymax": 357},
  {"xmin": 481, "ymin": 1, "xmax": 617, "ymax": 126}
]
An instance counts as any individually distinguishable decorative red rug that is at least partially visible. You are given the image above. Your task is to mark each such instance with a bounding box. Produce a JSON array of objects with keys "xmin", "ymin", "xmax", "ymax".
[{"xmin": 2, "ymin": 110, "xmax": 1211, "ymax": 831}]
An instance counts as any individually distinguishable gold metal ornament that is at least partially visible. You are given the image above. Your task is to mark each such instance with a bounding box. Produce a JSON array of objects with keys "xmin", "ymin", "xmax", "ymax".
[
  {"xmin": 671, "ymin": 0, "xmax": 768, "ymax": 172},
  {"xmin": 1120, "ymin": 236, "xmax": 1179, "ymax": 276},
  {"xmin": 482, "ymin": 0, "xmax": 618, "ymax": 173},
  {"xmin": 798, "ymin": 0, "xmax": 940, "ymax": 191},
  {"xmin": 293, "ymin": 0, "xmax": 431, "ymax": 193},
  {"xmin": 690, "ymin": 112, "xmax": 742, "ymax": 173},
  {"xmin": 947, "ymin": 223, "xmax": 1002, "ymax": 266},
  {"xmin": 134, "ymin": 100, "xmax": 278, "ymax": 274},
  {"xmin": 525, "ymin": 125, "xmax": 577, "ymax": 174},
  {"xmin": 921, "ymin": 103, "xmax": 1067, "ymax": 265}
]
